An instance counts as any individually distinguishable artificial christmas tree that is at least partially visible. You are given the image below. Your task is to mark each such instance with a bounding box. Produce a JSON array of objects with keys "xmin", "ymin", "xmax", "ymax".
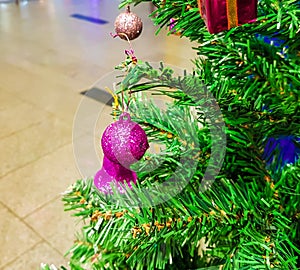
[{"xmin": 42, "ymin": 0, "xmax": 299, "ymax": 269}]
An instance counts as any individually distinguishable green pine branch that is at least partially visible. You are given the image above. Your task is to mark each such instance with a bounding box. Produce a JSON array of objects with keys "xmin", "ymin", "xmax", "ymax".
[
  {"xmin": 56, "ymin": 58, "xmax": 299, "ymax": 268},
  {"xmin": 42, "ymin": 0, "xmax": 300, "ymax": 269}
]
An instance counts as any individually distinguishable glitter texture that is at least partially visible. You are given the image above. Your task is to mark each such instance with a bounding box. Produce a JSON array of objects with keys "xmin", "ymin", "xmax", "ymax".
[
  {"xmin": 114, "ymin": 7, "xmax": 143, "ymax": 41},
  {"xmin": 94, "ymin": 112, "xmax": 149, "ymax": 193}
]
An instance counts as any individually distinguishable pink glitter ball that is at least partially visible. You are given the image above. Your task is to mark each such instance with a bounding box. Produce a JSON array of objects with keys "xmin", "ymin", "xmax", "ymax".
[{"xmin": 114, "ymin": 6, "xmax": 143, "ymax": 41}]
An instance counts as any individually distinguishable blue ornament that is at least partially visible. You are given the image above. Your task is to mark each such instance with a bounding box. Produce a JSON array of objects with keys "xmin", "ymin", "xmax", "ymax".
[{"xmin": 263, "ymin": 136, "xmax": 300, "ymax": 169}]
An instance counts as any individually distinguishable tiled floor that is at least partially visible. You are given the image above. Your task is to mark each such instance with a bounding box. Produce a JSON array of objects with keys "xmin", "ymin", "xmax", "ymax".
[{"xmin": 0, "ymin": 0, "xmax": 197, "ymax": 268}]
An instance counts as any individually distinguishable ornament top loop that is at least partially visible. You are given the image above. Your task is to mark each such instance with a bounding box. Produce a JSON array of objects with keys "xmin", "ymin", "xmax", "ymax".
[{"xmin": 119, "ymin": 112, "xmax": 131, "ymax": 122}]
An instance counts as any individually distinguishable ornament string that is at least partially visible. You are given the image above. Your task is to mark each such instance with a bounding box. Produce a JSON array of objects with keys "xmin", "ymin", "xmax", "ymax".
[
  {"xmin": 104, "ymin": 83, "xmax": 131, "ymax": 117},
  {"xmin": 119, "ymin": 84, "xmax": 132, "ymax": 114},
  {"xmin": 110, "ymin": 30, "xmax": 136, "ymax": 115},
  {"xmin": 104, "ymin": 86, "xmax": 119, "ymax": 118},
  {"xmin": 110, "ymin": 32, "xmax": 138, "ymax": 65},
  {"xmin": 121, "ymin": 85, "xmax": 125, "ymax": 112}
]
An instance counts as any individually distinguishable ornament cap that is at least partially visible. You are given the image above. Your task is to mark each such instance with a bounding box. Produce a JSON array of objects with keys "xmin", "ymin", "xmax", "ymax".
[{"xmin": 119, "ymin": 112, "xmax": 131, "ymax": 122}]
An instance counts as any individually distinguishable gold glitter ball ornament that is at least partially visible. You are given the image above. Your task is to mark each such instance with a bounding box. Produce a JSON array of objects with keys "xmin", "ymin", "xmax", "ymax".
[{"xmin": 114, "ymin": 6, "xmax": 143, "ymax": 41}]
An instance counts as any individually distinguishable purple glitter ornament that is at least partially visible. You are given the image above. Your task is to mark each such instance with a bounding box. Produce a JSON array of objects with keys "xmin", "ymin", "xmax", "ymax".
[{"xmin": 94, "ymin": 112, "xmax": 149, "ymax": 193}]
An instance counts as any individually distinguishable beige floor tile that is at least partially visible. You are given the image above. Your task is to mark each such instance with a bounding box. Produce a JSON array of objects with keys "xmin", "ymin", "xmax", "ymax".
[
  {"xmin": 0, "ymin": 115, "xmax": 72, "ymax": 177},
  {"xmin": 0, "ymin": 101, "xmax": 51, "ymax": 139},
  {"xmin": 0, "ymin": 143, "xmax": 81, "ymax": 218},
  {"xmin": 0, "ymin": 37, "xmax": 108, "ymax": 94},
  {"xmin": 24, "ymin": 196, "xmax": 84, "ymax": 256},
  {"xmin": 0, "ymin": 88, "xmax": 23, "ymax": 111},
  {"xmin": 0, "ymin": 203, "xmax": 41, "ymax": 268},
  {"xmin": 2, "ymin": 241, "xmax": 68, "ymax": 270},
  {"xmin": 0, "ymin": 63, "xmax": 84, "ymax": 123}
]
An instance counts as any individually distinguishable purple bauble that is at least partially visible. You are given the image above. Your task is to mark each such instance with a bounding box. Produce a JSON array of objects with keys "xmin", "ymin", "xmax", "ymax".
[
  {"xmin": 101, "ymin": 112, "xmax": 149, "ymax": 168},
  {"xmin": 94, "ymin": 112, "xmax": 149, "ymax": 193},
  {"xmin": 94, "ymin": 156, "xmax": 138, "ymax": 193}
]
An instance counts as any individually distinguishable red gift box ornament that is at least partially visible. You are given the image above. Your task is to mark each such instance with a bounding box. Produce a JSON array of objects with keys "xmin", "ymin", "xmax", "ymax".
[{"xmin": 198, "ymin": 0, "xmax": 257, "ymax": 34}]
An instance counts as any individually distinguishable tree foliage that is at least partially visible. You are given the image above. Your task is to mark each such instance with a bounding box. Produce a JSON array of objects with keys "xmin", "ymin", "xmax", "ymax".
[{"xmin": 42, "ymin": 0, "xmax": 300, "ymax": 269}]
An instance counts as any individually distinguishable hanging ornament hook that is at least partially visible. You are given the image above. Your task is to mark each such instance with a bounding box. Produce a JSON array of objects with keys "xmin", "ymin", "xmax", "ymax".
[
  {"xmin": 126, "ymin": 4, "xmax": 130, "ymax": 13},
  {"xmin": 110, "ymin": 31, "xmax": 137, "ymax": 65}
]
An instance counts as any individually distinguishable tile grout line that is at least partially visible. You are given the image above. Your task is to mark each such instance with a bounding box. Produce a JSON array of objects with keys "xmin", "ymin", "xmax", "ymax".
[
  {"xmin": 21, "ymin": 195, "xmax": 75, "ymax": 258},
  {"xmin": 0, "ymin": 199, "xmax": 72, "ymax": 258},
  {"xmin": 21, "ymin": 195, "xmax": 62, "ymax": 220},
  {"xmin": 0, "ymin": 119, "xmax": 49, "ymax": 141},
  {"xmin": 0, "ymin": 139, "xmax": 75, "ymax": 181},
  {"xmin": 1, "ymin": 72, "xmax": 84, "ymax": 126},
  {"xmin": 0, "ymin": 239, "xmax": 45, "ymax": 269},
  {"xmin": 14, "ymin": 97, "xmax": 78, "ymax": 125},
  {"xmin": 3, "ymin": 51, "xmax": 107, "ymax": 96},
  {"xmin": 0, "ymin": 202, "xmax": 45, "ymax": 268}
]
